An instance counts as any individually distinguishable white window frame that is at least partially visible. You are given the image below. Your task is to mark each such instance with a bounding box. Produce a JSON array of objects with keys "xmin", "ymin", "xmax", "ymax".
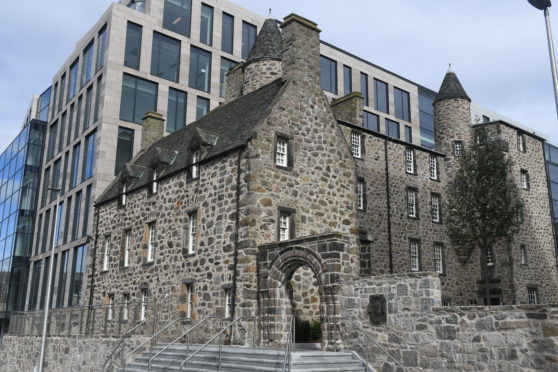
[
  {"xmin": 517, "ymin": 133, "xmax": 525, "ymax": 152},
  {"xmin": 429, "ymin": 156, "xmax": 438, "ymax": 180},
  {"xmin": 186, "ymin": 284, "xmax": 193, "ymax": 319},
  {"xmin": 124, "ymin": 230, "xmax": 131, "ymax": 267},
  {"xmin": 528, "ymin": 288, "xmax": 538, "ymax": 304},
  {"xmin": 442, "ymin": 299, "xmax": 450, "ymax": 307},
  {"xmin": 224, "ymin": 289, "xmax": 232, "ymax": 318},
  {"xmin": 486, "ymin": 247, "xmax": 494, "ymax": 266},
  {"xmin": 151, "ymin": 169, "xmax": 158, "ymax": 194},
  {"xmin": 431, "ymin": 194, "xmax": 440, "ymax": 222},
  {"xmin": 434, "ymin": 244, "xmax": 443, "ymax": 274},
  {"xmin": 188, "ymin": 212, "xmax": 197, "ymax": 255},
  {"xmin": 147, "ymin": 223, "xmax": 156, "ymax": 262},
  {"xmin": 407, "ymin": 189, "xmax": 417, "ymax": 218},
  {"xmin": 521, "ymin": 170, "xmax": 529, "ymax": 190},
  {"xmin": 520, "ymin": 245, "xmax": 527, "ymax": 265},
  {"xmin": 192, "ymin": 151, "xmax": 200, "ymax": 179},
  {"xmin": 140, "ymin": 289, "xmax": 148, "ymax": 321},
  {"xmin": 405, "ymin": 148, "xmax": 414, "ymax": 174},
  {"xmin": 410, "ymin": 240, "xmax": 420, "ymax": 272},
  {"xmin": 108, "ymin": 294, "xmax": 114, "ymax": 320},
  {"xmin": 121, "ymin": 184, "xmax": 127, "ymax": 206},
  {"xmin": 123, "ymin": 294, "xmax": 130, "ymax": 321},
  {"xmin": 357, "ymin": 180, "xmax": 365, "ymax": 210},
  {"xmin": 276, "ymin": 138, "xmax": 288, "ymax": 167},
  {"xmin": 103, "ymin": 236, "xmax": 110, "ymax": 271},
  {"xmin": 454, "ymin": 141, "xmax": 463, "ymax": 157},
  {"xmin": 351, "ymin": 133, "xmax": 362, "ymax": 158},
  {"xmin": 279, "ymin": 213, "xmax": 290, "ymax": 241}
]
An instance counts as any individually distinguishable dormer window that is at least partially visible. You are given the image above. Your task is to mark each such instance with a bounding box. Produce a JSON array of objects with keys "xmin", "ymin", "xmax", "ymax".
[
  {"xmin": 192, "ymin": 150, "xmax": 200, "ymax": 179},
  {"xmin": 151, "ymin": 169, "xmax": 158, "ymax": 194}
]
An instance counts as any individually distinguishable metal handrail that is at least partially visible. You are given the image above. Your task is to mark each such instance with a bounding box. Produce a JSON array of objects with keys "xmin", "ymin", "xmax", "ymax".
[
  {"xmin": 179, "ymin": 317, "xmax": 244, "ymax": 372},
  {"xmin": 282, "ymin": 316, "xmax": 295, "ymax": 372},
  {"xmin": 148, "ymin": 316, "xmax": 215, "ymax": 372},
  {"xmin": 123, "ymin": 317, "xmax": 189, "ymax": 369},
  {"xmin": 103, "ymin": 317, "xmax": 154, "ymax": 371},
  {"xmin": 333, "ymin": 317, "xmax": 407, "ymax": 372}
]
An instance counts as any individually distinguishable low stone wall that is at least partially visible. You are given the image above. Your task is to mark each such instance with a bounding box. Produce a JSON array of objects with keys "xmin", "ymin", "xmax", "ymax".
[
  {"xmin": 0, "ymin": 335, "xmax": 149, "ymax": 372},
  {"xmin": 340, "ymin": 272, "xmax": 558, "ymax": 372}
]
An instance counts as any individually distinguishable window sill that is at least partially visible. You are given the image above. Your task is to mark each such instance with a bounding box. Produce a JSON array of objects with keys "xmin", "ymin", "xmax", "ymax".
[
  {"xmin": 429, "ymin": 177, "xmax": 441, "ymax": 183},
  {"xmin": 432, "ymin": 220, "xmax": 443, "ymax": 225},
  {"xmin": 142, "ymin": 260, "xmax": 155, "ymax": 267},
  {"xmin": 275, "ymin": 165, "xmax": 293, "ymax": 171},
  {"xmin": 407, "ymin": 216, "xmax": 419, "ymax": 220},
  {"xmin": 405, "ymin": 171, "xmax": 417, "ymax": 176},
  {"xmin": 120, "ymin": 265, "xmax": 130, "ymax": 270},
  {"xmin": 101, "ymin": 269, "xmax": 109, "ymax": 274}
]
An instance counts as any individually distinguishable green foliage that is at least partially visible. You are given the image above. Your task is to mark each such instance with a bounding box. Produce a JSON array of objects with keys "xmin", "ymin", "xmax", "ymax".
[
  {"xmin": 446, "ymin": 129, "xmax": 523, "ymax": 260},
  {"xmin": 295, "ymin": 318, "xmax": 322, "ymax": 342}
]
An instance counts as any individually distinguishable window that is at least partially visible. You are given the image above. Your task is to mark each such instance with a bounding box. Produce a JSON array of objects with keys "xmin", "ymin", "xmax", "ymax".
[
  {"xmin": 123, "ymin": 230, "xmax": 131, "ymax": 267},
  {"xmin": 38, "ymin": 87, "xmax": 51, "ymax": 121},
  {"xmin": 120, "ymin": 184, "xmax": 127, "ymax": 207},
  {"xmin": 188, "ymin": 211, "xmax": 197, "ymax": 255},
  {"xmin": 394, "ymin": 87, "xmax": 410, "ymax": 122},
  {"xmin": 126, "ymin": 0, "xmax": 146, "ymax": 12},
  {"xmin": 221, "ymin": 13, "xmax": 234, "ymax": 54},
  {"xmin": 120, "ymin": 74, "xmax": 158, "ymax": 124},
  {"xmin": 375, "ymin": 79, "xmax": 389, "ymax": 113},
  {"xmin": 363, "ymin": 111, "xmax": 379, "ymax": 132},
  {"xmin": 279, "ymin": 212, "xmax": 292, "ymax": 241},
  {"xmin": 75, "ymin": 96, "xmax": 82, "ymax": 140},
  {"xmin": 103, "ymin": 236, "xmax": 111, "ymax": 271},
  {"xmin": 360, "ymin": 73, "xmax": 369, "ymax": 106},
  {"xmin": 63, "ymin": 197, "xmax": 72, "ymax": 244},
  {"xmin": 431, "ymin": 194, "xmax": 441, "ymax": 222},
  {"xmin": 419, "ymin": 90, "xmax": 435, "ymax": 149},
  {"xmin": 520, "ymin": 245, "xmax": 527, "ymax": 265},
  {"xmin": 51, "ymin": 159, "xmax": 62, "ymax": 202},
  {"xmin": 275, "ymin": 138, "xmax": 288, "ymax": 167},
  {"xmin": 151, "ymin": 169, "xmax": 158, "ymax": 194},
  {"xmin": 200, "ymin": 4, "xmax": 214, "ymax": 45},
  {"xmin": 434, "ymin": 244, "xmax": 444, "ymax": 274},
  {"xmin": 191, "ymin": 150, "xmax": 200, "ymax": 179},
  {"xmin": 189, "ymin": 46, "xmax": 212, "ymax": 92},
  {"xmin": 96, "ymin": 24, "xmax": 108, "ymax": 70},
  {"xmin": 70, "ymin": 143, "xmax": 81, "ymax": 188},
  {"xmin": 163, "ymin": 0, "xmax": 192, "ymax": 37},
  {"xmin": 167, "ymin": 88, "xmax": 187, "ymax": 132},
  {"xmin": 429, "ymin": 156, "xmax": 438, "ymax": 180},
  {"xmin": 517, "ymin": 206, "xmax": 524, "ymax": 224},
  {"xmin": 486, "ymin": 247, "xmax": 494, "ymax": 266},
  {"xmin": 51, "ymin": 83, "xmax": 58, "ymax": 120},
  {"xmin": 151, "ymin": 32, "xmax": 181, "ymax": 82},
  {"xmin": 343, "ymin": 65, "xmax": 352, "ymax": 94},
  {"xmin": 29, "ymin": 261, "xmax": 42, "ymax": 310},
  {"xmin": 517, "ymin": 133, "xmax": 526, "ymax": 152},
  {"xmin": 405, "ymin": 148, "xmax": 415, "ymax": 174},
  {"xmin": 56, "ymin": 250, "xmax": 69, "ymax": 308},
  {"xmin": 82, "ymin": 131, "xmax": 96, "ymax": 181},
  {"xmin": 71, "ymin": 191, "xmax": 82, "ymax": 241},
  {"xmin": 83, "ymin": 185, "xmax": 92, "ymax": 237},
  {"xmin": 123, "ymin": 294, "xmax": 130, "ymax": 320},
  {"xmin": 320, "ymin": 56, "xmax": 337, "ymax": 94},
  {"xmin": 528, "ymin": 288, "xmax": 538, "ymax": 304},
  {"xmin": 521, "ymin": 170, "xmax": 530, "ymax": 190},
  {"xmin": 351, "ymin": 133, "xmax": 362, "ymax": 158},
  {"xmin": 196, "ymin": 97, "xmax": 209, "ymax": 119},
  {"xmin": 357, "ymin": 179, "xmax": 365, "ymax": 210},
  {"xmin": 441, "ymin": 298, "xmax": 450, "ymax": 307},
  {"xmin": 410, "ymin": 240, "xmax": 420, "ymax": 271},
  {"xmin": 241, "ymin": 21, "xmax": 257, "ymax": 59},
  {"xmin": 83, "ymin": 85, "xmax": 93, "ymax": 130},
  {"xmin": 405, "ymin": 126, "xmax": 412, "ymax": 143},
  {"xmin": 39, "ymin": 257, "xmax": 50, "ymax": 310},
  {"xmin": 219, "ymin": 58, "xmax": 237, "ymax": 98},
  {"xmin": 147, "ymin": 222, "xmax": 156, "ymax": 262},
  {"xmin": 185, "ymin": 284, "xmax": 194, "ymax": 318},
  {"xmin": 67, "ymin": 104, "xmax": 74, "ymax": 146},
  {"xmin": 58, "ymin": 74, "xmax": 66, "ymax": 112},
  {"xmin": 94, "ymin": 75, "xmax": 103, "ymax": 122},
  {"xmin": 224, "ymin": 289, "xmax": 232, "ymax": 318},
  {"xmin": 407, "ymin": 188, "xmax": 417, "ymax": 218},
  {"xmin": 68, "ymin": 59, "xmax": 79, "ymax": 101},
  {"xmin": 108, "ymin": 294, "xmax": 114, "ymax": 320},
  {"xmin": 69, "ymin": 245, "xmax": 86, "ymax": 306},
  {"xmin": 140, "ymin": 288, "xmax": 148, "ymax": 320},
  {"xmin": 47, "ymin": 122, "xmax": 58, "ymax": 160},
  {"xmin": 115, "ymin": 127, "xmax": 134, "ymax": 175},
  {"xmin": 81, "ymin": 41, "xmax": 94, "ymax": 86},
  {"xmin": 482, "ymin": 115, "xmax": 490, "ymax": 123},
  {"xmin": 55, "ymin": 202, "xmax": 64, "ymax": 246},
  {"xmin": 124, "ymin": 22, "xmax": 142, "ymax": 70},
  {"xmin": 387, "ymin": 119, "xmax": 400, "ymax": 139},
  {"xmin": 453, "ymin": 141, "xmax": 463, "ymax": 157}
]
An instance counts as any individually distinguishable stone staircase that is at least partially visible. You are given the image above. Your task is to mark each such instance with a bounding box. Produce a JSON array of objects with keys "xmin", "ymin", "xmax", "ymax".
[{"xmin": 116, "ymin": 344, "xmax": 372, "ymax": 372}]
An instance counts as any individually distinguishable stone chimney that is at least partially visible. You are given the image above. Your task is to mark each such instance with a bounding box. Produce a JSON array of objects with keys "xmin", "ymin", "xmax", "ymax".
[
  {"xmin": 280, "ymin": 14, "xmax": 321, "ymax": 87},
  {"xmin": 224, "ymin": 63, "xmax": 245, "ymax": 103},
  {"xmin": 243, "ymin": 18, "xmax": 283, "ymax": 95},
  {"xmin": 330, "ymin": 92, "xmax": 364, "ymax": 125},
  {"xmin": 141, "ymin": 112, "xmax": 165, "ymax": 151}
]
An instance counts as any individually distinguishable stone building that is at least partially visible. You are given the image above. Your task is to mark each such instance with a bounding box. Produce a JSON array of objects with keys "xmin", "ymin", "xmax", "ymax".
[{"xmin": 89, "ymin": 8, "xmax": 558, "ymax": 343}]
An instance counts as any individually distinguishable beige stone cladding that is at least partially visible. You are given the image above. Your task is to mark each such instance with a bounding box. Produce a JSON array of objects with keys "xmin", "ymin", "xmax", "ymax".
[{"xmin": 89, "ymin": 150, "xmax": 242, "ymax": 321}]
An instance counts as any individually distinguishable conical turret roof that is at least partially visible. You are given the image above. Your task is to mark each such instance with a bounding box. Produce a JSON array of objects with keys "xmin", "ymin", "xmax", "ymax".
[
  {"xmin": 246, "ymin": 18, "xmax": 282, "ymax": 64},
  {"xmin": 434, "ymin": 70, "xmax": 471, "ymax": 103}
]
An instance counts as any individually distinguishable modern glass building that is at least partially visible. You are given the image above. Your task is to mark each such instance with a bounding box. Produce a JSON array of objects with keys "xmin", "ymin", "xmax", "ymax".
[
  {"xmin": 545, "ymin": 143, "xmax": 558, "ymax": 262},
  {"xmin": 0, "ymin": 119, "xmax": 46, "ymax": 337}
]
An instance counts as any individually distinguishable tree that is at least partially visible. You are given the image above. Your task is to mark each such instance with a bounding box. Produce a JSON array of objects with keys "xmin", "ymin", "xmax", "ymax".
[{"xmin": 446, "ymin": 129, "xmax": 523, "ymax": 305}]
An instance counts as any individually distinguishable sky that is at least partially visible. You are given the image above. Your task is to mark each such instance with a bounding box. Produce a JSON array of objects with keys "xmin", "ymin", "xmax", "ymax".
[{"xmin": 0, "ymin": 0, "xmax": 557, "ymax": 153}]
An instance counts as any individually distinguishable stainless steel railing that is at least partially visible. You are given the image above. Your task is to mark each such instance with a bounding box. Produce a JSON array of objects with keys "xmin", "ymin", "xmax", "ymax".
[{"xmin": 281, "ymin": 316, "xmax": 295, "ymax": 372}]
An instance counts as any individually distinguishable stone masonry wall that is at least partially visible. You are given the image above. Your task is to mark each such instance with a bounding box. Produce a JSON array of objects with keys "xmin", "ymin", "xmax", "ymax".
[
  {"xmin": 243, "ymin": 60, "xmax": 283, "ymax": 95},
  {"xmin": 340, "ymin": 273, "xmax": 558, "ymax": 372}
]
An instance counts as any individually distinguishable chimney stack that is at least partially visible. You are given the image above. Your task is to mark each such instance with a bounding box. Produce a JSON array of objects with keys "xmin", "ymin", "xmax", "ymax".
[
  {"xmin": 280, "ymin": 14, "xmax": 321, "ymax": 86},
  {"xmin": 330, "ymin": 92, "xmax": 364, "ymax": 125},
  {"xmin": 141, "ymin": 112, "xmax": 165, "ymax": 151}
]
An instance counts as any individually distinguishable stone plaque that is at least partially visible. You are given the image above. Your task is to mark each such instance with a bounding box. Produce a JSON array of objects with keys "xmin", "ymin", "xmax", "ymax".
[{"xmin": 367, "ymin": 295, "xmax": 387, "ymax": 325}]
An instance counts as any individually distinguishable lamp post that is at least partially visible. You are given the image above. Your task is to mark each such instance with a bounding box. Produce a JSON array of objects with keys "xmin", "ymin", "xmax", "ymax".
[
  {"xmin": 528, "ymin": 0, "xmax": 558, "ymax": 117},
  {"xmin": 36, "ymin": 187, "xmax": 61, "ymax": 372}
]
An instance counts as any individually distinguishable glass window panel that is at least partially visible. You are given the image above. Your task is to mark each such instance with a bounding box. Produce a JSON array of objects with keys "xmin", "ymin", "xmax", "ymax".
[
  {"xmin": 68, "ymin": 59, "xmax": 79, "ymax": 102},
  {"xmin": 151, "ymin": 32, "xmax": 181, "ymax": 82},
  {"xmin": 124, "ymin": 22, "xmax": 142, "ymax": 70},
  {"xmin": 69, "ymin": 245, "xmax": 86, "ymax": 306},
  {"xmin": 405, "ymin": 126, "xmax": 412, "ymax": 143},
  {"xmin": 320, "ymin": 56, "xmax": 337, "ymax": 94},
  {"xmin": 71, "ymin": 191, "xmax": 82, "ymax": 241},
  {"xmin": 119, "ymin": 74, "xmax": 158, "ymax": 124},
  {"xmin": 47, "ymin": 122, "xmax": 58, "ymax": 160},
  {"xmin": 96, "ymin": 24, "xmax": 108, "ymax": 70},
  {"xmin": 360, "ymin": 73, "xmax": 369, "ymax": 106},
  {"xmin": 219, "ymin": 57, "xmax": 237, "ymax": 98},
  {"xmin": 343, "ymin": 65, "xmax": 352, "ymax": 95},
  {"xmin": 58, "ymin": 111, "xmax": 67, "ymax": 153},
  {"xmin": 387, "ymin": 119, "xmax": 400, "ymax": 139},
  {"xmin": 83, "ymin": 85, "xmax": 93, "ymax": 130},
  {"xmin": 38, "ymin": 87, "xmax": 51, "ymax": 122},
  {"xmin": 363, "ymin": 111, "xmax": 379, "ymax": 132},
  {"xmin": 81, "ymin": 41, "xmax": 94, "ymax": 86},
  {"xmin": 71, "ymin": 143, "xmax": 81, "ymax": 189},
  {"xmin": 167, "ymin": 89, "xmax": 187, "ymax": 133},
  {"xmin": 196, "ymin": 97, "xmax": 209, "ymax": 120},
  {"xmin": 163, "ymin": 0, "xmax": 192, "ymax": 37},
  {"xmin": 58, "ymin": 74, "xmax": 66, "ymax": 112},
  {"xmin": 375, "ymin": 79, "xmax": 389, "ymax": 114},
  {"xmin": 189, "ymin": 46, "xmax": 212, "ymax": 92},
  {"xmin": 82, "ymin": 131, "xmax": 96, "ymax": 181},
  {"xmin": 221, "ymin": 13, "xmax": 234, "ymax": 54},
  {"xmin": 200, "ymin": 4, "xmax": 214, "ymax": 45},
  {"xmin": 94, "ymin": 75, "xmax": 102, "ymax": 123},
  {"xmin": 549, "ymin": 163, "xmax": 558, "ymax": 182},
  {"xmin": 115, "ymin": 127, "xmax": 135, "ymax": 175},
  {"xmin": 241, "ymin": 21, "xmax": 257, "ymax": 59},
  {"xmin": 394, "ymin": 87, "xmax": 410, "ymax": 122},
  {"xmin": 75, "ymin": 96, "xmax": 82, "ymax": 140}
]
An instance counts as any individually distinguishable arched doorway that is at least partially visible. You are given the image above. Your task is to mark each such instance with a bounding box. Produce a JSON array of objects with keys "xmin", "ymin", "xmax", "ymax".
[{"xmin": 289, "ymin": 265, "xmax": 322, "ymax": 349}]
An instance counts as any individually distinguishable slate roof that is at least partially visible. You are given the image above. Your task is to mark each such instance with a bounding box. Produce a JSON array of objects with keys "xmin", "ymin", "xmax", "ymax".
[
  {"xmin": 434, "ymin": 71, "xmax": 471, "ymax": 103},
  {"xmin": 96, "ymin": 78, "xmax": 285, "ymax": 205},
  {"xmin": 246, "ymin": 18, "xmax": 282, "ymax": 64}
]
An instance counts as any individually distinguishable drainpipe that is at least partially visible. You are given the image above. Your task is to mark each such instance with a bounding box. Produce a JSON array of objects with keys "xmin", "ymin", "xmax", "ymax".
[
  {"xmin": 231, "ymin": 148, "xmax": 244, "ymax": 320},
  {"xmin": 384, "ymin": 139, "xmax": 394, "ymax": 274}
]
